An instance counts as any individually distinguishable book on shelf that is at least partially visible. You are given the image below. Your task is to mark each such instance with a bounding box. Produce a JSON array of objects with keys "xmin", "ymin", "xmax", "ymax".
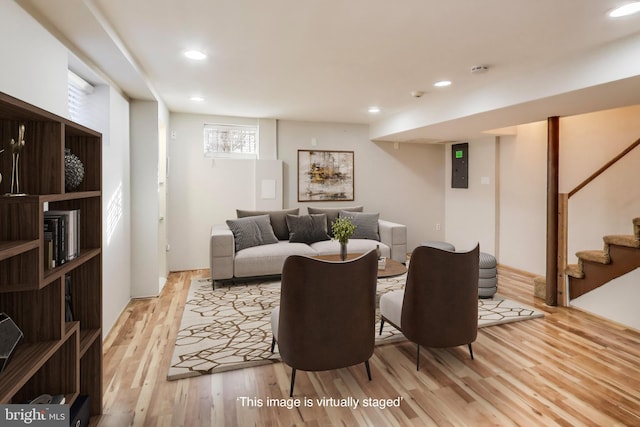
[
  {"xmin": 43, "ymin": 237, "xmax": 54, "ymax": 269},
  {"xmin": 43, "ymin": 216, "xmax": 60, "ymax": 268},
  {"xmin": 43, "ymin": 209, "xmax": 80, "ymax": 268},
  {"xmin": 65, "ymin": 276, "xmax": 74, "ymax": 322}
]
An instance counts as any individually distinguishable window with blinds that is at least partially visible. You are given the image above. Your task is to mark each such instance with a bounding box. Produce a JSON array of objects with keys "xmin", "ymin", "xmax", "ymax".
[
  {"xmin": 67, "ymin": 70, "xmax": 94, "ymax": 128},
  {"xmin": 203, "ymin": 123, "xmax": 258, "ymax": 159}
]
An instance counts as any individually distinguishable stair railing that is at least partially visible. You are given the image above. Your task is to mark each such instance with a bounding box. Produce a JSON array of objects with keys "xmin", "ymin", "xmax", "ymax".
[{"xmin": 558, "ymin": 137, "xmax": 640, "ymax": 305}]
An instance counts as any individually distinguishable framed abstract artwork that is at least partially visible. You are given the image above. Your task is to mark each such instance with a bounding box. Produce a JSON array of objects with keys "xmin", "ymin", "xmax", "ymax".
[{"xmin": 297, "ymin": 150, "xmax": 354, "ymax": 202}]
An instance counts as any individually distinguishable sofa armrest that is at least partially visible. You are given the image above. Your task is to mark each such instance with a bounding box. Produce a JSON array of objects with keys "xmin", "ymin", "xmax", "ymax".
[
  {"xmin": 378, "ymin": 219, "xmax": 407, "ymax": 263},
  {"xmin": 210, "ymin": 225, "xmax": 235, "ymax": 280}
]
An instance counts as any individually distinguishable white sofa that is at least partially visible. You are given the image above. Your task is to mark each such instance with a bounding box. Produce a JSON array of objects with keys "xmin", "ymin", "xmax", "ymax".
[{"xmin": 210, "ymin": 217, "xmax": 407, "ymax": 281}]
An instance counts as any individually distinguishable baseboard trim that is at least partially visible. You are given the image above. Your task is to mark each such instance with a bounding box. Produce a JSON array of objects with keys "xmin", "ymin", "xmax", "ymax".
[{"xmin": 497, "ymin": 264, "xmax": 538, "ymax": 280}]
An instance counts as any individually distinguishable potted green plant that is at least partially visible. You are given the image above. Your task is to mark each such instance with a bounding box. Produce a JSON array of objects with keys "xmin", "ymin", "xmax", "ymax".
[{"xmin": 332, "ymin": 217, "xmax": 357, "ymax": 261}]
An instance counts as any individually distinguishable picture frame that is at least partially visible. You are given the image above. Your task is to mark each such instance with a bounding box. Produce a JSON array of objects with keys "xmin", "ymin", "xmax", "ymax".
[{"xmin": 298, "ymin": 149, "xmax": 354, "ymax": 202}]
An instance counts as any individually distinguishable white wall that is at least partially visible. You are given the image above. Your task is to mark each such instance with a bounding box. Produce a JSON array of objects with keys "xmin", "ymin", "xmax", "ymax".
[
  {"xmin": 168, "ymin": 113, "xmax": 261, "ymax": 270},
  {"xmin": 444, "ymin": 137, "xmax": 497, "ymax": 254},
  {"xmin": 277, "ymin": 121, "xmax": 445, "ymax": 251},
  {"xmin": 158, "ymin": 102, "xmax": 170, "ymax": 290},
  {"xmin": 572, "ymin": 268, "xmax": 640, "ymax": 330},
  {"xmin": 499, "ymin": 121, "xmax": 548, "ymax": 275},
  {"xmin": 255, "ymin": 160, "xmax": 284, "ymax": 211},
  {"xmin": 102, "ymin": 86, "xmax": 132, "ymax": 334},
  {"xmin": 258, "ymin": 119, "xmax": 278, "ymax": 160},
  {"xmin": 130, "ymin": 101, "xmax": 160, "ymax": 297},
  {"xmin": 0, "ymin": 1, "xmax": 68, "ymax": 117}
]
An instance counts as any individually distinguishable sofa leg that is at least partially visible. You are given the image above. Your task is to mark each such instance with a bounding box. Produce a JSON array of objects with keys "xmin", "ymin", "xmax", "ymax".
[
  {"xmin": 289, "ymin": 368, "xmax": 296, "ymax": 397},
  {"xmin": 270, "ymin": 337, "xmax": 276, "ymax": 353},
  {"xmin": 379, "ymin": 319, "xmax": 385, "ymax": 335},
  {"xmin": 468, "ymin": 343, "xmax": 474, "ymax": 360}
]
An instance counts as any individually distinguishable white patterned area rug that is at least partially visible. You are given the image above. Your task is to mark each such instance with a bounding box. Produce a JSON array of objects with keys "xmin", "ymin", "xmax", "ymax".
[{"xmin": 167, "ymin": 275, "xmax": 543, "ymax": 380}]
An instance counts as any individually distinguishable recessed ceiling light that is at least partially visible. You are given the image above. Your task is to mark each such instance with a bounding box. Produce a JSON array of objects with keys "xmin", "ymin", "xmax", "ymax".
[
  {"xmin": 368, "ymin": 106, "xmax": 381, "ymax": 113},
  {"xmin": 190, "ymin": 96, "xmax": 204, "ymax": 102},
  {"xmin": 434, "ymin": 80, "xmax": 452, "ymax": 87},
  {"xmin": 609, "ymin": 2, "xmax": 640, "ymax": 17},
  {"xmin": 184, "ymin": 50, "xmax": 207, "ymax": 60}
]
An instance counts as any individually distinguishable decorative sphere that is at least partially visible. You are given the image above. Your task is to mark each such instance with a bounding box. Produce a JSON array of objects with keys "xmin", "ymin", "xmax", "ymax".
[{"xmin": 65, "ymin": 149, "xmax": 85, "ymax": 191}]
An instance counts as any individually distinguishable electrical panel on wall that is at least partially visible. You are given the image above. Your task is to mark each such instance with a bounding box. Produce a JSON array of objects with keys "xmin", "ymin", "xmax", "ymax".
[{"xmin": 451, "ymin": 142, "xmax": 469, "ymax": 188}]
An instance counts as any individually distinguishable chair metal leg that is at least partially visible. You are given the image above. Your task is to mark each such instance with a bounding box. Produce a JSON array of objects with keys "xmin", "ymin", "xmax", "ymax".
[
  {"xmin": 379, "ymin": 318, "xmax": 385, "ymax": 335},
  {"xmin": 468, "ymin": 343, "xmax": 474, "ymax": 360},
  {"xmin": 416, "ymin": 344, "xmax": 420, "ymax": 371},
  {"xmin": 365, "ymin": 360, "xmax": 372, "ymax": 381},
  {"xmin": 270, "ymin": 337, "xmax": 276, "ymax": 353},
  {"xmin": 289, "ymin": 368, "xmax": 296, "ymax": 397}
]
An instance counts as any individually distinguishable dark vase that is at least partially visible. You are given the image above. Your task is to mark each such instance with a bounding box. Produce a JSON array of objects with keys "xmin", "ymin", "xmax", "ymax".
[
  {"xmin": 340, "ymin": 242, "xmax": 348, "ymax": 261},
  {"xmin": 65, "ymin": 148, "xmax": 85, "ymax": 192}
]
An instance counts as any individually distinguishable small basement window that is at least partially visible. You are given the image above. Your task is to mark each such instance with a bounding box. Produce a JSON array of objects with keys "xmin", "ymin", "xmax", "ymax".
[
  {"xmin": 204, "ymin": 123, "xmax": 258, "ymax": 159},
  {"xmin": 67, "ymin": 69, "xmax": 95, "ymax": 128}
]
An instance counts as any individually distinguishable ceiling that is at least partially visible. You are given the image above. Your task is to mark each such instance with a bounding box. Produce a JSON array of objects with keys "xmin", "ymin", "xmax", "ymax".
[{"xmin": 16, "ymin": 0, "xmax": 640, "ymax": 142}]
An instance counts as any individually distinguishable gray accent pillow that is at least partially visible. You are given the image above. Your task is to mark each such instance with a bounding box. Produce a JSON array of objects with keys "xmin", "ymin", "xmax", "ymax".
[
  {"xmin": 237, "ymin": 208, "xmax": 299, "ymax": 240},
  {"xmin": 285, "ymin": 214, "xmax": 330, "ymax": 244},
  {"xmin": 226, "ymin": 215, "xmax": 279, "ymax": 251},
  {"xmin": 339, "ymin": 211, "xmax": 380, "ymax": 240},
  {"xmin": 307, "ymin": 206, "xmax": 363, "ymax": 237}
]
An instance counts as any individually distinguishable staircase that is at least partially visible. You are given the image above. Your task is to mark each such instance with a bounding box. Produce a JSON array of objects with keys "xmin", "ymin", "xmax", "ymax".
[
  {"xmin": 566, "ymin": 217, "xmax": 640, "ymax": 299},
  {"xmin": 533, "ymin": 136, "xmax": 640, "ymax": 303}
]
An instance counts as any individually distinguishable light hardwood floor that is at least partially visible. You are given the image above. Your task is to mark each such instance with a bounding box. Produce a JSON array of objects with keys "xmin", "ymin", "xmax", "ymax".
[{"xmin": 95, "ymin": 267, "xmax": 640, "ymax": 426}]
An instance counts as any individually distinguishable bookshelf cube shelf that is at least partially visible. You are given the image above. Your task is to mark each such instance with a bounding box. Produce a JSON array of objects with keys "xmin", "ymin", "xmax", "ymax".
[{"xmin": 0, "ymin": 92, "xmax": 102, "ymax": 415}]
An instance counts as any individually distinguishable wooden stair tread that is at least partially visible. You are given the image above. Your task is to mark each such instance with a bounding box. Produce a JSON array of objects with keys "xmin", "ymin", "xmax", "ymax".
[
  {"xmin": 532, "ymin": 276, "xmax": 546, "ymax": 285},
  {"xmin": 603, "ymin": 234, "xmax": 640, "ymax": 248},
  {"xmin": 576, "ymin": 250, "xmax": 610, "ymax": 264},
  {"xmin": 569, "ymin": 244, "xmax": 640, "ymax": 300},
  {"xmin": 568, "ymin": 217, "xmax": 640, "ymax": 300},
  {"xmin": 565, "ymin": 264, "xmax": 584, "ymax": 278},
  {"xmin": 532, "ymin": 276, "xmax": 546, "ymax": 299}
]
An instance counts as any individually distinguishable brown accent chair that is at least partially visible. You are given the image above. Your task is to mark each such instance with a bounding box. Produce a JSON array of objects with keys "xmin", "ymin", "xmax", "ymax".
[
  {"xmin": 270, "ymin": 249, "xmax": 378, "ymax": 396},
  {"xmin": 379, "ymin": 244, "xmax": 480, "ymax": 370}
]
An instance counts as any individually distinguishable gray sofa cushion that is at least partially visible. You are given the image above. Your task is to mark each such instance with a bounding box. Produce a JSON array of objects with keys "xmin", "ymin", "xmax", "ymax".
[
  {"xmin": 237, "ymin": 208, "xmax": 300, "ymax": 240},
  {"xmin": 226, "ymin": 215, "xmax": 278, "ymax": 251},
  {"xmin": 307, "ymin": 205, "xmax": 363, "ymax": 236},
  {"xmin": 285, "ymin": 214, "xmax": 330, "ymax": 244},
  {"xmin": 234, "ymin": 241, "xmax": 317, "ymax": 277},
  {"xmin": 339, "ymin": 211, "xmax": 380, "ymax": 240}
]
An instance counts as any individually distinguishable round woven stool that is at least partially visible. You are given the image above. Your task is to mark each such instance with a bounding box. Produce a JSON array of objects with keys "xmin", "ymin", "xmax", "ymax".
[
  {"xmin": 478, "ymin": 252, "xmax": 497, "ymax": 298},
  {"xmin": 420, "ymin": 241, "xmax": 456, "ymax": 251}
]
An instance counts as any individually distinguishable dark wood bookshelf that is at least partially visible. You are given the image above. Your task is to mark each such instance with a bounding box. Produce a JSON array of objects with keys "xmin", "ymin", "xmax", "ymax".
[
  {"xmin": 0, "ymin": 91, "xmax": 102, "ymax": 415},
  {"xmin": 0, "ymin": 240, "xmax": 39, "ymax": 262}
]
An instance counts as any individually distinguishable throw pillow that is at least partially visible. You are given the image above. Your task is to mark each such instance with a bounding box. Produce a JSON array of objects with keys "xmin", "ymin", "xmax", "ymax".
[
  {"xmin": 226, "ymin": 215, "xmax": 279, "ymax": 252},
  {"xmin": 338, "ymin": 211, "xmax": 380, "ymax": 240},
  {"xmin": 285, "ymin": 214, "xmax": 331, "ymax": 244},
  {"xmin": 307, "ymin": 206, "xmax": 363, "ymax": 236},
  {"xmin": 237, "ymin": 208, "xmax": 299, "ymax": 240}
]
